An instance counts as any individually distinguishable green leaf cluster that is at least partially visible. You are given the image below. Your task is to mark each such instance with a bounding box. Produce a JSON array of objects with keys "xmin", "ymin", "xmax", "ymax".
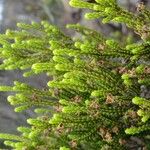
[{"xmin": 0, "ymin": 0, "xmax": 149, "ymax": 149}]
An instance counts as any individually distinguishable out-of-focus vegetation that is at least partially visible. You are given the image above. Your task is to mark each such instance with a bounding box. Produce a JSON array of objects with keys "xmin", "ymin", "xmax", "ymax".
[
  {"xmin": 40, "ymin": 0, "xmax": 64, "ymax": 23},
  {"xmin": 25, "ymin": 0, "xmax": 64, "ymax": 23}
]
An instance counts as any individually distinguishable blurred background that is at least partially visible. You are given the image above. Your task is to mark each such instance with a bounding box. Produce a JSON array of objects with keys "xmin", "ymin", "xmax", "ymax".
[{"xmin": 0, "ymin": 0, "xmax": 150, "ymax": 148}]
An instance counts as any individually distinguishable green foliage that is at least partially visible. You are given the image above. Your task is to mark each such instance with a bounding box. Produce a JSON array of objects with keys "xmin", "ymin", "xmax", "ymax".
[{"xmin": 0, "ymin": 0, "xmax": 149, "ymax": 149}]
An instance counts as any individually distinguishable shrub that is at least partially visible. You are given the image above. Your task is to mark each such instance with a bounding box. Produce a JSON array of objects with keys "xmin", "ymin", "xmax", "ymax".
[{"xmin": 0, "ymin": 0, "xmax": 149, "ymax": 149}]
